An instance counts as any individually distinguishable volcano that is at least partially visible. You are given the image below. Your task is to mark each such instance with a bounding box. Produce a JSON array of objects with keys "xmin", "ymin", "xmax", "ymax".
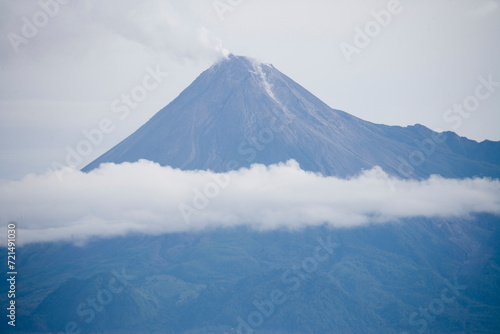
[
  {"xmin": 83, "ymin": 54, "xmax": 500, "ymax": 179},
  {"xmin": 4, "ymin": 55, "xmax": 500, "ymax": 334}
]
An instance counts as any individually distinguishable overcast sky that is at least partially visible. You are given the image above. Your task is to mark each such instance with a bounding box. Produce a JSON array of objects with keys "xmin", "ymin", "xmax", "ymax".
[{"xmin": 1, "ymin": 0, "xmax": 499, "ymax": 180}]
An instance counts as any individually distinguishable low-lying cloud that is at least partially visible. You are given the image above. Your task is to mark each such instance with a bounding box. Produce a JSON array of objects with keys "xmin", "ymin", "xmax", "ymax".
[{"xmin": 1, "ymin": 160, "xmax": 499, "ymax": 246}]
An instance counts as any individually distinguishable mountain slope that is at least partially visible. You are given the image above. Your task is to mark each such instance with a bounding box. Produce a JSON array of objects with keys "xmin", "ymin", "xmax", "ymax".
[
  {"xmin": 2, "ymin": 215, "xmax": 499, "ymax": 334},
  {"xmin": 82, "ymin": 55, "xmax": 500, "ymax": 179}
]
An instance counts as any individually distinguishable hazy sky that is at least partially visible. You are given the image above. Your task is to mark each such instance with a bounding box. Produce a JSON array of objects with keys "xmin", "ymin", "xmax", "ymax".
[{"xmin": 1, "ymin": 0, "xmax": 499, "ymax": 180}]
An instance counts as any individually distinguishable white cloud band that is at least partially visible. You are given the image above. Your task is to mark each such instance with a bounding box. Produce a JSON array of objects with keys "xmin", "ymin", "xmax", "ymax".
[{"xmin": 1, "ymin": 160, "xmax": 499, "ymax": 245}]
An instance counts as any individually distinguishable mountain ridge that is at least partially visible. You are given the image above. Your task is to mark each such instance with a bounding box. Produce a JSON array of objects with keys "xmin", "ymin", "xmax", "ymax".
[{"xmin": 82, "ymin": 54, "xmax": 500, "ymax": 179}]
